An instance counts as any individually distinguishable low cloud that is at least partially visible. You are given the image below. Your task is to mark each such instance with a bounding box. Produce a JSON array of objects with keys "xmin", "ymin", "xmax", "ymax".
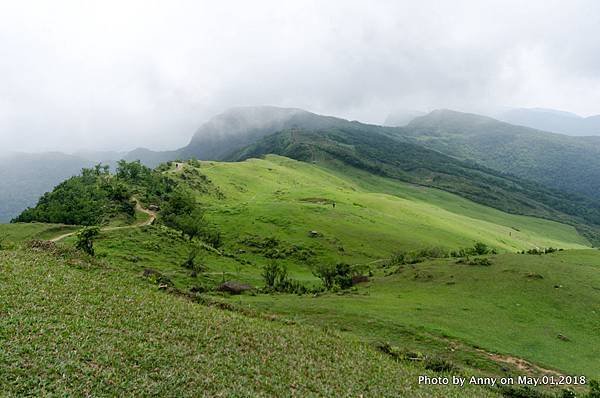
[{"xmin": 1, "ymin": 0, "xmax": 600, "ymax": 152}]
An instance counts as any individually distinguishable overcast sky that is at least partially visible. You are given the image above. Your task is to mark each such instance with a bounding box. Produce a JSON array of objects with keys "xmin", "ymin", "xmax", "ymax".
[{"xmin": 1, "ymin": 0, "xmax": 600, "ymax": 153}]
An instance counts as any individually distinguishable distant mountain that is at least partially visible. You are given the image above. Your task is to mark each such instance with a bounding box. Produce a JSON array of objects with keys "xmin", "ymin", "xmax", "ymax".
[
  {"xmin": 497, "ymin": 108, "xmax": 600, "ymax": 136},
  {"xmin": 396, "ymin": 109, "xmax": 600, "ymax": 199},
  {"xmin": 383, "ymin": 109, "xmax": 426, "ymax": 127},
  {"xmin": 124, "ymin": 106, "xmax": 357, "ymax": 166},
  {"xmin": 123, "ymin": 147, "xmax": 178, "ymax": 168},
  {"xmin": 180, "ymin": 106, "xmax": 369, "ymax": 159},
  {"xmin": 71, "ymin": 150, "xmax": 126, "ymax": 163},
  {"xmin": 0, "ymin": 152, "xmax": 93, "ymax": 222}
]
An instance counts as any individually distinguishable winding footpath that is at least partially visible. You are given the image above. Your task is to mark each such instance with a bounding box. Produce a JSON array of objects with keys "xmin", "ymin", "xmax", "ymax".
[{"xmin": 49, "ymin": 200, "xmax": 157, "ymax": 242}]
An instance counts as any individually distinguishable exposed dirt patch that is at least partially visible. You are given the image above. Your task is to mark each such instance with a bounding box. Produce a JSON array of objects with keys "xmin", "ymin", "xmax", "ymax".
[{"xmin": 481, "ymin": 350, "xmax": 564, "ymax": 377}]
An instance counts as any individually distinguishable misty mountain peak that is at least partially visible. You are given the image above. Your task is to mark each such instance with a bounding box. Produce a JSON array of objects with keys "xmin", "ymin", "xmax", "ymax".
[
  {"xmin": 407, "ymin": 109, "xmax": 500, "ymax": 132},
  {"xmin": 180, "ymin": 106, "xmax": 354, "ymax": 160},
  {"xmin": 198, "ymin": 106, "xmax": 310, "ymax": 137}
]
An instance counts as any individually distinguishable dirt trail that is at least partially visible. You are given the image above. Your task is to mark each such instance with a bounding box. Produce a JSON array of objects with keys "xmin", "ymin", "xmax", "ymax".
[
  {"xmin": 476, "ymin": 349, "xmax": 564, "ymax": 377},
  {"xmin": 49, "ymin": 200, "xmax": 157, "ymax": 242}
]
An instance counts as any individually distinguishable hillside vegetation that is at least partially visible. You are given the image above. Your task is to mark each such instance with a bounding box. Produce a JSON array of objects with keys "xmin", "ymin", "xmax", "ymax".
[
  {"xmin": 399, "ymin": 109, "xmax": 600, "ymax": 200},
  {"xmin": 13, "ymin": 161, "xmax": 174, "ymax": 227},
  {"xmin": 196, "ymin": 155, "xmax": 589, "ymax": 257},
  {"xmin": 0, "ymin": 248, "xmax": 496, "ymax": 397},
  {"xmin": 235, "ymin": 250, "xmax": 600, "ymax": 378},
  {"xmin": 4, "ymin": 156, "xmax": 600, "ymax": 395},
  {"xmin": 230, "ymin": 124, "xmax": 600, "ymax": 245}
]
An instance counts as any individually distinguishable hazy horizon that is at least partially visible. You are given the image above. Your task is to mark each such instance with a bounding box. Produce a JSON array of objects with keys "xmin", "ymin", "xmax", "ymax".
[{"xmin": 2, "ymin": 0, "xmax": 600, "ymax": 153}]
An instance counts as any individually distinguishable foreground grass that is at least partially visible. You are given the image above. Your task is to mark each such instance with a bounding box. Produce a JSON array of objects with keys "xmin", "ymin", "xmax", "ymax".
[{"xmin": 0, "ymin": 249, "xmax": 495, "ymax": 397}]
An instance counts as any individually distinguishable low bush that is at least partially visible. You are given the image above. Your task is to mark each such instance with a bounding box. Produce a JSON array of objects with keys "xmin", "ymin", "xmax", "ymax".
[
  {"xmin": 75, "ymin": 226, "xmax": 100, "ymax": 256},
  {"xmin": 519, "ymin": 247, "xmax": 563, "ymax": 255},
  {"xmin": 456, "ymin": 257, "xmax": 492, "ymax": 266},
  {"xmin": 313, "ymin": 262, "xmax": 355, "ymax": 290},
  {"xmin": 261, "ymin": 261, "xmax": 307, "ymax": 294},
  {"xmin": 181, "ymin": 248, "xmax": 205, "ymax": 274},
  {"xmin": 451, "ymin": 242, "xmax": 497, "ymax": 257}
]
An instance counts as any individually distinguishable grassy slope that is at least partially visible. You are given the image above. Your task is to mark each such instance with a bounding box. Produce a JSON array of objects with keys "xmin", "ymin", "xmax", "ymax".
[
  {"xmin": 233, "ymin": 250, "xmax": 600, "ymax": 378},
  {"xmin": 169, "ymin": 156, "xmax": 597, "ymax": 378},
  {"xmin": 196, "ymin": 155, "xmax": 588, "ymax": 260},
  {"xmin": 0, "ymin": 248, "xmax": 494, "ymax": 397},
  {"xmin": 3, "ymin": 156, "xmax": 597, "ymax": 392},
  {"xmin": 0, "ymin": 222, "xmax": 80, "ymax": 242}
]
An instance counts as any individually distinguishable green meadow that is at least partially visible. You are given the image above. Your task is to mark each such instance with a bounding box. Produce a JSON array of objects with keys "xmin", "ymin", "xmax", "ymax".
[
  {"xmin": 194, "ymin": 155, "xmax": 589, "ymax": 257},
  {"xmin": 231, "ymin": 250, "xmax": 600, "ymax": 378},
  {"xmin": 1, "ymin": 249, "xmax": 495, "ymax": 397}
]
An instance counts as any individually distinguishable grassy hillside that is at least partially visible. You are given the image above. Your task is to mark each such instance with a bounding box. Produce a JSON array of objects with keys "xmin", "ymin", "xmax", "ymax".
[
  {"xmin": 202, "ymin": 155, "xmax": 588, "ymax": 256},
  {"xmin": 79, "ymin": 155, "xmax": 589, "ymax": 293},
  {"xmin": 4, "ymin": 156, "xmax": 599, "ymax": 395},
  {"xmin": 119, "ymin": 106, "xmax": 600, "ymax": 245},
  {"xmin": 161, "ymin": 158, "xmax": 599, "ymax": 382},
  {"xmin": 1, "ymin": 248, "xmax": 497, "ymax": 397},
  {"xmin": 400, "ymin": 109, "xmax": 600, "ymax": 200},
  {"xmin": 230, "ymin": 126, "xmax": 600, "ymax": 246},
  {"xmin": 232, "ymin": 250, "xmax": 600, "ymax": 378},
  {"xmin": 0, "ymin": 222, "xmax": 80, "ymax": 243}
]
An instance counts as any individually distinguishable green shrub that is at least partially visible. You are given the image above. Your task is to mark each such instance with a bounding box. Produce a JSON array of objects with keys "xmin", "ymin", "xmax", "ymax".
[
  {"xmin": 261, "ymin": 261, "xmax": 307, "ymax": 294},
  {"xmin": 262, "ymin": 261, "xmax": 281, "ymax": 288},
  {"xmin": 520, "ymin": 247, "xmax": 562, "ymax": 255},
  {"xmin": 313, "ymin": 263, "xmax": 354, "ymax": 290},
  {"xmin": 451, "ymin": 242, "xmax": 497, "ymax": 257},
  {"xmin": 588, "ymin": 379, "xmax": 600, "ymax": 398},
  {"xmin": 75, "ymin": 226, "xmax": 100, "ymax": 256},
  {"xmin": 456, "ymin": 257, "xmax": 492, "ymax": 266},
  {"xmin": 181, "ymin": 248, "xmax": 205, "ymax": 273}
]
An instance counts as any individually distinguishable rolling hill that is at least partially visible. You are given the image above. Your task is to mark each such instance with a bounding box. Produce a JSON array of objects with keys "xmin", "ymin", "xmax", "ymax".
[
  {"xmin": 225, "ymin": 116, "xmax": 600, "ymax": 245},
  {"xmin": 396, "ymin": 109, "xmax": 600, "ymax": 200},
  {"xmin": 17, "ymin": 107, "xmax": 600, "ymax": 245}
]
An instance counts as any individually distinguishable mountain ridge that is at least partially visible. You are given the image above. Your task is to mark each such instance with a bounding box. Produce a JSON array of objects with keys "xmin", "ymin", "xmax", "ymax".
[{"xmin": 398, "ymin": 109, "xmax": 600, "ymax": 199}]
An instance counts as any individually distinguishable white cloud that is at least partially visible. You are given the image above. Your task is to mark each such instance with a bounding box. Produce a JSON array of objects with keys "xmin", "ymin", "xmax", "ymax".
[{"xmin": 1, "ymin": 0, "xmax": 599, "ymax": 152}]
